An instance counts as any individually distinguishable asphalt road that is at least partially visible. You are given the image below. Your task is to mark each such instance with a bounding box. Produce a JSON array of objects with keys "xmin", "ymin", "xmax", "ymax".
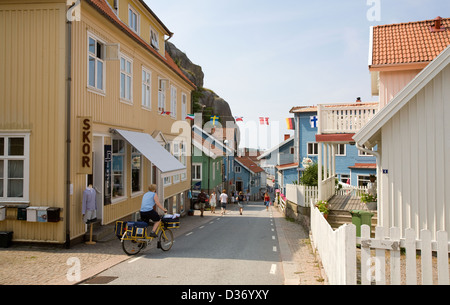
[{"xmin": 94, "ymin": 203, "xmax": 284, "ymax": 285}]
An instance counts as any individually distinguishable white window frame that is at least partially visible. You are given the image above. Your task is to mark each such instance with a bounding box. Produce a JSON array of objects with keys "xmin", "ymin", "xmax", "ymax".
[
  {"xmin": 193, "ymin": 163, "xmax": 202, "ymax": 181},
  {"xmin": 112, "ymin": 138, "xmax": 127, "ymax": 203},
  {"xmin": 170, "ymin": 85, "xmax": 177, "ymax": 119},
  {"xmin": 131, "ymin": 147, "xmax": 143, "ymax": 195},
  {"xmin": 158, "ymin": 78, "xmax": 167, "ymax": 112},
  {"xmin": 150, "ymin": 26, "xmax": 159, "ymax": 50},
  {"xmin": 357, "ymin": 175, "xmax": 371, "ymax": 187},
  {"xmin": 336, "ymin": 144, "xmax": 346, "ymax": 156},
  {"xmin": 128, "ymin": 5, "xmax": 140, "ymax": 34},
  {"xmin": 163, "ymin": 176, "xmax": 172, "ymax": 186},
  {"xmin": 307, "ymin": 142, "xmax": 318, "ymax": 155},
  {"xmin": 0, "ymin": 133, "xmax": 30, "ymax": 203},
  {"xmin": 120, "ymin": 54, "xmax": 133, "ymax": 103},
  {"xmin": 235, "ymin": 166, "xmax": 241, "ymax": 173},
  {"xmin": 181, "ymin": 93, "xmax": 187, "ymax": 121},
  {"xmin": 340, "ymin": 174, "xmax": 350, "ymax": 183},
  {"xmin": 87, "ymin": 33, "xmax": 105, "ymax": 93},
  {"xmin": 142, "ymin": 67, "xmax": 151, "ymax": 110}
]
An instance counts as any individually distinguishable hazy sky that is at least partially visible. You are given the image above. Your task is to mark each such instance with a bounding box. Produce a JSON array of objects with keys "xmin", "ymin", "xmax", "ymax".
[{"xmin": 146, "ymin": 0, "xmax": 450, "ymax": 149}]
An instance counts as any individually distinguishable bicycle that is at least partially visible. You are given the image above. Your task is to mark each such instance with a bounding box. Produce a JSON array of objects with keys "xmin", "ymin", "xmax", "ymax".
[{"xmin": 119, "ymin": 218, "xmax": 175, "ymax": 256}]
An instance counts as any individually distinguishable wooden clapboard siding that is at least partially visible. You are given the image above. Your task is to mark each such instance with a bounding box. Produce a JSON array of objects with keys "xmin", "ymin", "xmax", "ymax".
[
  {"xmin": 380, "ymin": 63, "xmax": 450, "ymax": 240},
  {"xmin": 0, "ymin": 2, "xmax": 66, "ymax": 243}
]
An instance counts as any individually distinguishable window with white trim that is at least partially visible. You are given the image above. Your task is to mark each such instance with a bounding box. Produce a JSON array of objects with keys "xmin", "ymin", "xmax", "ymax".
[
  {"xmin": 0, "ymin": 134, "xmax": 29, "ymax": 202},
  {"xmin": 193, "ymin": 163, "xmax": 202, "ymax": 180},
  {"xmin": 131, "ymin": 147, "xmax": 142, "ymax": 194},
  {"xmin": 158, "ymin": 79, "xmax": 166, "ymax": 112},
  {"xmin": 128, "ymin": 5, "xmax": 139, "ymax": 34},
  {"xmin": 307, "ymin": 142, "xmax": 318, "ymax": 155},
  {"xmin": 358, "ymin": 175, "xmax": 371, "ymax": 187},
  {"xmin": 170, "ymin": 85, "xmax": 177, "ymax": 118},
  {"xmin": 112, "ymin": 139, "xmax": 126, "ymax": 200},
  {"xmin": 336, "ymin": 144, "xmax": 346, "ymax": 156},
  {"xmin": 120, "ymin": 55, "xmax": 133, "ymax": 102},
  {"xmin": 150, "ymin": 27, "xmax": 159, "ymax": 50},
  {"xmin": 163, "ymin": 176, "xmax": 171, "ymax": 186},
  {"xmin": 181, "ymin": 93, "xmax": 187, "ymax": 121},
  {"xmin": 142, "ymin": 67, "xmax": 151, "ymax": 109},
  {"xmin": 88, "ymin": 35, "xmax": 105, "ymax": 92}
]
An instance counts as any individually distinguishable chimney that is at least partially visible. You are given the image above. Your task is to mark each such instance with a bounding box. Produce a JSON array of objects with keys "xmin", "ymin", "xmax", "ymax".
[
  {"xmin": 284, "ymin": 134, "xmax": 290, "ymax": 141},
  {"xmin": 435, "ymin": 16, "xmax": 442, "ymax": 30},
  {"xmin": 431, "ymin": 16, "xmax": 446, "ymax": 32},
  {"xmin": 356, "ymin": 97, "xmax": 361, "ymax": 103}
]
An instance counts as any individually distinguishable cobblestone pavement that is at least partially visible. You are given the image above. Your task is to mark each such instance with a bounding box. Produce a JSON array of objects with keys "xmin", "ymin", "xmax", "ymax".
[{"xmin": 0, "ymin": 204, "xmax": 325, "ymax": 285}]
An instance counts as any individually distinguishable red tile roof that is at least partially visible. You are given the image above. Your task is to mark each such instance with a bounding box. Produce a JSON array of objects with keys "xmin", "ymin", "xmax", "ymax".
[
  {"xmin": 235, "ymin": 157, "xmax": 264, "ymax": 174},
  {"xmin": 85, "ymin": 0, "xmax": 195, "ymax": 89},
  {"xmin": 348, "ymin": 163, "xmax": 376, "ymax": 169},
  {"xmin": 276, "ymin": 162, "xmax": 299, "ymax": 170},
  {"xmin": 370, "ymin": 17, "xmax": 450, "ymax": 67}
]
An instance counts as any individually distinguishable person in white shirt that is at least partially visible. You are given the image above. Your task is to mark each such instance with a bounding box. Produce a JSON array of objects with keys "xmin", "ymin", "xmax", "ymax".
[
  {"xmin": 219, "ymin": 189, "xmax": 228, "ymax": 216},
  {"xmin": 209, "ymin": 191, "xmax": 217, "ymax": 213}
]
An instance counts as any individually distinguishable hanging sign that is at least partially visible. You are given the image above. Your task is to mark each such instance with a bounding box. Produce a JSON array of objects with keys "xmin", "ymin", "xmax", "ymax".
[{"xmin": 78, "ymin": 117, "xmax": 93, "ymax": 174}]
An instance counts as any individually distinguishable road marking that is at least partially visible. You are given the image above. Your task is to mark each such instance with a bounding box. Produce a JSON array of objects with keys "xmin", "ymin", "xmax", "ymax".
[
  {"xmin": 199, "ymin": 226, "xmax": 205, "ymax": 229},
  {"xmin": 209, "ymin": 221, "xmax": 214, "ymax": 224},
  {"xmin": 271, "ymin": 228, "xmax": 274, "ymax": 232},
  {"xmin": 128, "ymin": 256, "xmax": 143, "ymax": 264},
  {"xmin": 186, "ymin": 232, "xmax": 193, "ymax": 236},
  {"xmin": 273, "ymin": 246, "xmax": 277, "ymax": 252},
  {"xmin": 270, "ymin": 264, "xmax": 277, "ymax": 274},
  {"xmin": 272, "ymin": 236, "xmax": 275, "ymax": 240}
]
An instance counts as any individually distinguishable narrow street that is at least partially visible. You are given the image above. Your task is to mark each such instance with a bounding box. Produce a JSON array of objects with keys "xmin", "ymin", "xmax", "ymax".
[{"xmin": 90, "ymin": 203, "xmax": 284, "ymax": 285}]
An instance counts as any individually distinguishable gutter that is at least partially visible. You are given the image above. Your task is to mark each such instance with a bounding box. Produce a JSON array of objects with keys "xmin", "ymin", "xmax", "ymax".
[{"xmin": 64, "ymin": 1, "xmax": 79, "ymax": 248}]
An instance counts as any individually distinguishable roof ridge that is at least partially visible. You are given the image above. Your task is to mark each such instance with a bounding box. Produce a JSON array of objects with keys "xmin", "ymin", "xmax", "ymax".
[{"xmin": 373, "ymin": 16, "xmax": 450, "ymax": 29}]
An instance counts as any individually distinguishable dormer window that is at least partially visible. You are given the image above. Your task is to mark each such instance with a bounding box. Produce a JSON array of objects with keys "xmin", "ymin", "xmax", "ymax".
[
  {"xmin": 128, "ymin": 5, "xmax": 139, "ymax": 34},
  {"xmin": 150, "ymin": 27, "xmax": 159, "ymax": 50}
]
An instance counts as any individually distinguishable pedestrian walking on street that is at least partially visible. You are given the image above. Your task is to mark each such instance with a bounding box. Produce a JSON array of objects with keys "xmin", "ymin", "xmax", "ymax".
[
  {"xmin": 238, "ymin": 191, "xmax": 244, "ymax": 215},
  {"xmin": 264, "ymin": 192, "xmax": 271, "ymax": 211},
  {"xmin": 209, "ymin": 191, "xmax": 217, "ymax": 213},
  {"xmin": 198, "ymin": 190, "xmax": 207, "ymax": 217},
  {"xmin": 219, "ymin": 189, "xmax": 228, "ymax": 216}
]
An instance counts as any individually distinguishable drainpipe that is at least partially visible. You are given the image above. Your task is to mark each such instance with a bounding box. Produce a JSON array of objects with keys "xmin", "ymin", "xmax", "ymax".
[{"xmin": 64, "ymin": 1, "xmax": 78, "ymax": 248}]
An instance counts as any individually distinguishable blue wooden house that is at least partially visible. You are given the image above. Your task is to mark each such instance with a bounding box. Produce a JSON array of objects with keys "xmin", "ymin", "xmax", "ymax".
[
  {"xmin": 258, "ymin": 135, "xmax": 296, "ymax": 193},
  {"xmin": 233, "ymin": 156, "xmax": 265, "ymax": 200},
  {"xmin": 289, "ymin": 106, "xmax": 377, "ymax": 187}
]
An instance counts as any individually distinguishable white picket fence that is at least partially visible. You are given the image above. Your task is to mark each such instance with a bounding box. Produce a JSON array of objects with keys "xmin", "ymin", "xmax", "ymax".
[
  {"xmin": 285, "ymin": 184, "xmax": 318, "ymax": 207},
  {"xmin": 310, "ymin": 199, "xmax": 356, "ymax": 285},
  {"xmin": 310, "ymin": 201, "xmax": 450, "ymax": 285},
  {"xmin": 359, "ymin": 225, "xmax": 449, "ymax": 285}
]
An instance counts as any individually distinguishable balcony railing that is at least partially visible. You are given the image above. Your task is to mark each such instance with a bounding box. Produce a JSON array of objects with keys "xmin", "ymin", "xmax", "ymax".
[{"xmin": 317, "ymin": 102, "xmax": 379, "ymax": 134}]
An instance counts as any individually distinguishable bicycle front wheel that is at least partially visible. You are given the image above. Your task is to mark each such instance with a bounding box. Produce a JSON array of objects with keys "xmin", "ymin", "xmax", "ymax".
[
  {"xmin": 122, "ymin": 238, "xmax": 145, "ymax": 256},
  {"xmin": 159, "ymin": 228, "xmax": 174, "ymax": 251}
]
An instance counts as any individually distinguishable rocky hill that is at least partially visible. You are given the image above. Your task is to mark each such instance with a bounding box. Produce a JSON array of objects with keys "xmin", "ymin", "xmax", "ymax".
[{"xmin": 165, "ymin": 42, "xmax": 236, "ymax": 126}]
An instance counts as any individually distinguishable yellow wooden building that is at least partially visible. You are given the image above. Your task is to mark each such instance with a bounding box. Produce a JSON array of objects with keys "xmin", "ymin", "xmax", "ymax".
[{"xmin": 0, "ymin": 0, "xmax": 195, "ymax": 246}]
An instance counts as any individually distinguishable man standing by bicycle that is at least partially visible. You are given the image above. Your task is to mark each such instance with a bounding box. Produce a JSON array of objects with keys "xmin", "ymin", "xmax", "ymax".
[{"xmin": 140, "ymin": 184, "xmax": 167, "ymax": 237}]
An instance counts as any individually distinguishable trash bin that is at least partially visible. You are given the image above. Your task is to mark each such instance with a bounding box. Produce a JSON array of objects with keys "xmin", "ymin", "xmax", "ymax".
[{"xmin": 349, "ymin": 210, "xmax": 374, "ymax": 237}]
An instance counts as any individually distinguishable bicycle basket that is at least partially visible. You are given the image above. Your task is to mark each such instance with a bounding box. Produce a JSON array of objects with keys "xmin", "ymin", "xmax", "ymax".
[
  {"xmin": 126, "ymin": 221, "xmax": 148, "ymax": 238},
  {"xmin": 162, "ymin": 217, "xmax": 180, "ymax": 229},
  {"xmin": 114, "ymin": 221, "xmax": 127, "ymax": 239}
]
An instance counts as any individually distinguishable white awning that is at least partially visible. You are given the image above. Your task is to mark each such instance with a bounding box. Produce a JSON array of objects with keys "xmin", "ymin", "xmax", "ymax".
[{"xmin": 115, "ymin": 129, "xmax": 186, "ymax": 178}]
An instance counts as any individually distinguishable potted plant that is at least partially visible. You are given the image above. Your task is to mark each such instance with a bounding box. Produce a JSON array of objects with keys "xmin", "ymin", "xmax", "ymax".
[
  {"xmin": 360, "ymin": 193, "xmax": 377, "ymax": 210},
  {"xmin": 315, "ymin": 200, "xmax": 329, "ymax": 219}
]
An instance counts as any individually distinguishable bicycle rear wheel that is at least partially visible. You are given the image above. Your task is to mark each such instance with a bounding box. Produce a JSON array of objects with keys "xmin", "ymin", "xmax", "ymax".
[
  {"xmin": 122, "ymin": 236, "xmax": 145, "ymax": 256},
  {"xmin": 159, "ymin": 228, "xmax": 174, "ymax": 251}
]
